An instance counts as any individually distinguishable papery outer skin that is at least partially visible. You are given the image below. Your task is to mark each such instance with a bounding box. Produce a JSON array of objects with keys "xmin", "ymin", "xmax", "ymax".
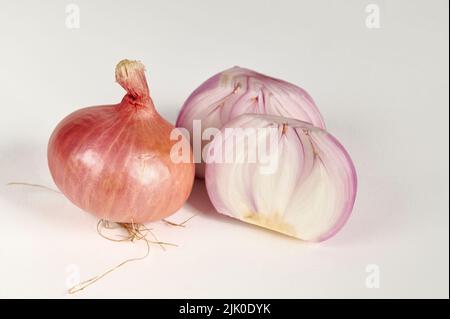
[
  {"xmin": 176, "ymin": 67, "xmax": 326, "ymax": 178},
  {"xmin": 48, "ymin": 61, "xmax": 195, "ymax": 223},
  {"xmin": 204, "ymin": 114, "xmax": 357, "ymax": 242}
]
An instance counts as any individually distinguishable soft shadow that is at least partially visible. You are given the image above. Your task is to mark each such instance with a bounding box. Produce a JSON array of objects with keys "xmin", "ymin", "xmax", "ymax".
[
  {"xmin": 186, "ymin": 178, "xmax": 304, "ymax": 242},
  {"xmin": 186, "ymin": 178, "xmax": 226, "ymax": 219}
]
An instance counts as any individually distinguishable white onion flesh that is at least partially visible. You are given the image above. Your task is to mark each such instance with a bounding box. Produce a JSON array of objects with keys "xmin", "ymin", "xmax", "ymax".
[{"xmin": 204, "ymin": 114, "xmax": 357, "ymax": 241}]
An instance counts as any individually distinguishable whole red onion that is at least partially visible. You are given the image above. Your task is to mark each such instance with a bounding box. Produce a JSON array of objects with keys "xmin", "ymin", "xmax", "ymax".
[{"xmin": 48, "ymin": 60, "xmax": 195, "ymax": 223}]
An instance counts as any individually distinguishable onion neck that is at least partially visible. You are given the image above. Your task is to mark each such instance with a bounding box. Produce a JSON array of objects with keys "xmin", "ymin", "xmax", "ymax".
[{"xmin": 115, "ymin": 59, "xmax": 155, "ymax": 112}]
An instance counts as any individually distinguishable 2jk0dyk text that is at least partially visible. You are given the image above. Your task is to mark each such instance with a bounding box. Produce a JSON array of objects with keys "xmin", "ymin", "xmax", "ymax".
[{"xmin": 179, "ymin": 303, "xmax": 271, "ymax": 316}]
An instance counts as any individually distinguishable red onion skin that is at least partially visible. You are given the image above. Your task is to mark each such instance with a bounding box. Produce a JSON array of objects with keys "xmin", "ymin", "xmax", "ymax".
[{"xmin": 48, "ymin": 61, "xmax": 195, "ymax": 223}]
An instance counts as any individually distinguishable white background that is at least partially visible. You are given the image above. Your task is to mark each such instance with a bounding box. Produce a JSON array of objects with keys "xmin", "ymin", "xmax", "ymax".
[{"xmin": 0, "ymin": 0, "xmax": 448, "ymax": 298}]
